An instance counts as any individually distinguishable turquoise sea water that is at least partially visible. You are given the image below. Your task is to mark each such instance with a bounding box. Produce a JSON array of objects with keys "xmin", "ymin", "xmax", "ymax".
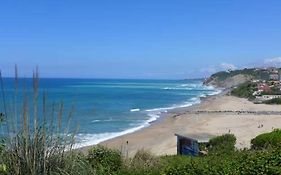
[{"xmin": 0, "ymin": 78, "xmax": 220, "ymax": 148}]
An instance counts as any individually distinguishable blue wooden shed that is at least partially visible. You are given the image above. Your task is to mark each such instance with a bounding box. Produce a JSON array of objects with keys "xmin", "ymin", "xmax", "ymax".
[{"xmin": 175, "ymin": 133, "xmax": 210, "ymax": 156}]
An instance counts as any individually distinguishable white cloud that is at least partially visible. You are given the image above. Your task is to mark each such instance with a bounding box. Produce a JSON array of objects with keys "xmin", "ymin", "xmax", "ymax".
[
  {"xmin": 200, "ymin": 62, "xmax": 237, "ymax": 76},
  {"xmin": 200, "ymin": 66, "xmax": 217, "ymax": 74},
  {"xmin": 219, "ymin": 63, "xmax": 237, "ymax": 70},
  {"xmin": 198, "ymin": 56, "xmax": 281, "ymax": 78},
  {"xmin": 263, "ymin": 57, "xmax": 281, "ymax": 67}
]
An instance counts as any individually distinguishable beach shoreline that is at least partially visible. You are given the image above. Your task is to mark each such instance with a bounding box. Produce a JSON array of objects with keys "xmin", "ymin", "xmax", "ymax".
[
  {"xmin": 77, "ymin": 89, "xmax": 222, "ymax": 152},
  {"xmin": 79, "ymin": 89, "xmax": 281, "ymax": 157},
  {"xmin": 74, "ymin": 83, "xmax": 222, "ymax": 151}
]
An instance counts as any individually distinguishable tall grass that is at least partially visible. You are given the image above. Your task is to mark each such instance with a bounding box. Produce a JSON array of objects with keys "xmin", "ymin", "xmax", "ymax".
[{"xmin": 0, "ymin": 66, "xmax": 78, "ymax": 175}]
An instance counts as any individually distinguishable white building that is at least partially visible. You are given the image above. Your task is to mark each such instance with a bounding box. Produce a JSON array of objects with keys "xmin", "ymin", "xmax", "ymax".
[
  {"xmin": 256, "ymin": 95, "xmax": 281, "ymax": 101},
  {"xmin": 269, "ymin": 74, "xmax": 279, "ymax": 81}
]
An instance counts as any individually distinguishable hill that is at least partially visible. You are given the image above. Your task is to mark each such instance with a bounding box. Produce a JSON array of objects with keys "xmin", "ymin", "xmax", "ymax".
[{"xmin": 203, "ymin": 68, "xmax": 281, "ymax": 88}]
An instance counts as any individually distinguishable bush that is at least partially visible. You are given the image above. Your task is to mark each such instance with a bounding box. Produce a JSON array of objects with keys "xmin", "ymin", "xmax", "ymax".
[
  {"xmin": 131, "ymin": 150, "xmax": 158, "ymax": 169},
  {"xmin": 264, "ymin": 98, "xmax": 281, "ymax": 105},
  {"xmin": 162, "ymin": 148, "xmax": 281, "ymax": 175},
  {"xmin": 162, "ymin": 154, "xmax": 238, "ymax": 175},
  {"xmin": 56, "ymin": 153, "xmax": 95, "ymax": 175},
  {"xmin": 231, "ymin": 82, "xmax": 257, "ymax": 99},
  {"xmin": 235, "ymin": 149, "xmax": 281, "ymax": 175},
  {"xmin": 251, "ymin": 129, "xmax": 281, "ymax": 150},
  {"xmin": 119, "ymin": 150, "xmax": 162, "ymax": 175},
  {"xmin": 88, "ymin": 145, "xmax": 122, "ymax": 172},
  {"xmin": 207, "ymin": 134, "xmax": 236, "ymax": 154}
]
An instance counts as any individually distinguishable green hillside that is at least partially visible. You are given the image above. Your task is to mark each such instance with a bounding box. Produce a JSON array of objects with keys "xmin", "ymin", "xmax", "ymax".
[{"xmin": 204, "ymin": 68, "xmax": 281, "ymax": 88}]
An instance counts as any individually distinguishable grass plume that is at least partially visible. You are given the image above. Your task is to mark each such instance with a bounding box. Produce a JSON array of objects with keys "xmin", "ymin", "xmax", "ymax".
[{"xmin": 0, "ymin": 67, "xmax": 77, "ymax": 175}]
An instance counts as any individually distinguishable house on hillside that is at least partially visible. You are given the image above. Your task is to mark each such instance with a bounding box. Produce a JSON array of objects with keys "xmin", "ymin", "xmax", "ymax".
[
  {"xmin": 267, "ymin": 67, "xmax": 279, "ymax": 73},
  {"xmin": 270, "ymin": 73, "xmax": 279, "ymax": 81},
  {"xmin": 256, "ymin": 95, "xmax": 281, "ymax": 101},
  {"xmin": 257, "ymin": 83, "xmax": 271, "ymax": 93}
]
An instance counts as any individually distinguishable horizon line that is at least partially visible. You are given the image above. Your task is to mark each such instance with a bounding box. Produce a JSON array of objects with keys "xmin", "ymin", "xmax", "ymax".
[{"xmin": 1, "ymin": 76, "xmax": 205, "ymax": 81}]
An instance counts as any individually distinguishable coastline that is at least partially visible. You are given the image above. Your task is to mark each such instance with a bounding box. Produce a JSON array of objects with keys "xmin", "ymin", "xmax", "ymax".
[
  {"xmin": 79, "ymin": 87, "xmax": 281, "ymax": 156},
  {"xmin": 85, "ymin": 91, "xmax": 281, "ymax": 156},
  {"xmin": 74, "ymin": 82, "xmax": 220, "ymax": 150},
  {"xmin": 78, "ymin": 89, "xmax": 224, "ymax": 154}
]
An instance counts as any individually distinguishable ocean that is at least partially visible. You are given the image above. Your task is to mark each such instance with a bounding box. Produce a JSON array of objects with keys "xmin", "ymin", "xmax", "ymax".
[{"xmin": 0, "ymin": 78, "xmax": 220, "ymax": 148}]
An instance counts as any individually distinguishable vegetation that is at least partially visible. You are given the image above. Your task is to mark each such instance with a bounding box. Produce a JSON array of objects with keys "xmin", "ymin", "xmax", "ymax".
[
  {"xmin": 88, "ymin": 145, "xmax": 122, "ymax": 173},
  {"xmin": 207, "ymin": 134, "xmax": 236, "ymax": 155},
  {"xmin": 251, "ymin": 129, "xmax": 281, "ymax": 150},
  {"xmin": 208, "ymin": 68, "xmax": 276, "ymax": 82},
  {"xmin": 1, "ymin": 68, "xmax": 281, "ymax": 174},
  {"xmin": 120, "ymin": 149, "xmax": 162, "ymax": 175},
  {"xmin": 162, "ymin": 148, "xmax": 281, "ymax": 175},
  {"xmin": 263, "ymin": 98, "xmax": 281, "ymax": 104},
  {"xmin": 231, "ymin": 82, "xmax": 257, "ymax": 99},
  {"xmin": 0, "ymin": 67, "xmax": 79, "ymax": 175}
]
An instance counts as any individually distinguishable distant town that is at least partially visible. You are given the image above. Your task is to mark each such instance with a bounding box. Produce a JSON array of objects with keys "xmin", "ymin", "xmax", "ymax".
[
  {"xmin": 205, "ymin": 67, "xmax": 281, "ymax": 104},
  {"xmin": 251, "ymin": 67, "xmax": 281, "ymax": 102}
]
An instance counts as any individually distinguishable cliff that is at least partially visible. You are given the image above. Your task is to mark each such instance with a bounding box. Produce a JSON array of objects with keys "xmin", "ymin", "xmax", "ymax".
[{"xmin": 203, "ymin": 68, "xmax": 280, "ymax": 88}]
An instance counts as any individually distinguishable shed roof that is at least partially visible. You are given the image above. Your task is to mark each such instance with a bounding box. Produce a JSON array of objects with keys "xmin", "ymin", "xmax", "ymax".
[{"xmin": 175, "ymin": 133, "xmax": 214, "ymax": 143}]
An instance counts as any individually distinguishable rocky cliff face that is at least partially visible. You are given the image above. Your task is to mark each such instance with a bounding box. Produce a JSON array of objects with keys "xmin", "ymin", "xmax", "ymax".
[
  {"xmin": 204, "ymin": 70, "xmax": 256, "ymax": 88},
  {"xmin": 204, "ymin": 74, "xmax": 252, "ymax": 88},
  {"xmin": 204, "ymin": 67, "xmax": 281, "ymax": 89}
]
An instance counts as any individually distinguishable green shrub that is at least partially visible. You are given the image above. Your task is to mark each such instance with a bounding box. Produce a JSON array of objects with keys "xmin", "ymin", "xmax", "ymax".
[
  {"xmin": 161, "ymin": 156, "xmax": 194, "ymax": 175},
  {"xmin": 0, "ymin": 139, "xmax": 7, "ymax": 175},
  {"xmin": 251, "ymin": 129, "xmax": 281, "ymax": 150},
  {"xmin": 162, "ymin": 154, "xmax": 238, "ymax": 175},
  {"xmin": 119, "ymin": 150, "xmax": 162, "ymax": 175},
  {"xmin": 131, "ymin": 150, "xmax": 157, "ymax": 169},
  {"xmin": 162, "ymin": 148, "xmax": 281, "ymax": 175},
  {"xmin": 264, "ymin": 98, "xmax": 281, "ymax": 105},
  {"xmin": 235, "ymin": 149, "xmax": 281, "ymax": 175},
  {"xmin": 207, "ymin": 134, "xmax": 236, "ymax": 154},
  {"xmin": 231, "ymin": 82, "xmax": 257, "ymax": 100},
  {"xmin": 88, "ymin": 145, "xmax": 122, "ymax": 172},
  {"xmin": 55, "ymin": 153, "xmax": 95, "ymax": 175}
]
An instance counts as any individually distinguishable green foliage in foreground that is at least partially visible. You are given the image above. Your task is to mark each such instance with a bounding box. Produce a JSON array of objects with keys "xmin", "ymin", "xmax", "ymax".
[
  {"xmin": 264, "ymin": 98, "xmax": 281, "ymax": 104},
  {"xmin": 207, "ymin": 134, "xmax": 236, "ymax": 155},
  {"xmin": 1, "ymin": 132, "xmax": 281, "ymax": 174},
  {"xmin": 88, "ymin": 145, "xmax": 122, "ymax": 173},
  {"xmin": 119, "ymin": 134, "xmax": 281, "ymax": 175},
  {"xmin": 162, "ymin": 148, "xmax": 281, "ymax": 175},
  {"xmin": 251, "ymin": 129, "xmax": 281, "ymax": 150},
  {"xmin": 2, "ymin": 68, "xmax": 281, "ymax": 174},
  {"xmin": 231, "ymin": 82, "xmax": 257, "ymax": 99}
]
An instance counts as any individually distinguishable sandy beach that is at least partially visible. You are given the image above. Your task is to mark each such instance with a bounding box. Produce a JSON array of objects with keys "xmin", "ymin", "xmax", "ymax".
[{"xmin": 94, "ymin": 93, "xmax": 281, "ymax": 156}]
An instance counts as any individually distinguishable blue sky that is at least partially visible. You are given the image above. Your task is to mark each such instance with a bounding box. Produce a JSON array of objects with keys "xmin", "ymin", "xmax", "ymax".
[{"xmin": 1, "ymin": 0, "xmax": 281, "ymax": 79}]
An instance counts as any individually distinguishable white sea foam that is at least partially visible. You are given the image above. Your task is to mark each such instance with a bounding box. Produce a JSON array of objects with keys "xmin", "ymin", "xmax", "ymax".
[
  {"xmin": 91, "ymin": 120, "xmax": 101, "ymax": 123},
  {"xmin": 162, "ymin": 83, "xmax": 218, "ymax": 91},
  {"xmin": 162, "ymin": 87, "xmax": 193, "ymax": 90},
  {"xmin": 208, "ymin": 89, "xmax": 222, "ymax": 95},
  {"xmin": 130, "ymin": 108, "xmax": 140, "ymax": 112},
  {"xmin": 91, "ymin": 118, "xmax": 113, "ymax": 123},
  {"xmin": 74, "ymin": 83, "xmax": 222, "ymax": 149},
  {"xmin": 74, "ymin": 116, "xmax": 158, "ymax": 149}
]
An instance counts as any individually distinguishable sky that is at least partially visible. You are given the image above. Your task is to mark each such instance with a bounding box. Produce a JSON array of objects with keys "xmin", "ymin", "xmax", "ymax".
[{"xmin": 1, "ymin": 0, "xmax": 281, "ymax": 79}]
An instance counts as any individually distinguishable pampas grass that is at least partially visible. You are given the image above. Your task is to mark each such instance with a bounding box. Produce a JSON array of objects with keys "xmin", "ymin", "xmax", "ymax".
[{"xmin": 0, "ymin": 66, "xmax": 77, "ymax": 175}]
